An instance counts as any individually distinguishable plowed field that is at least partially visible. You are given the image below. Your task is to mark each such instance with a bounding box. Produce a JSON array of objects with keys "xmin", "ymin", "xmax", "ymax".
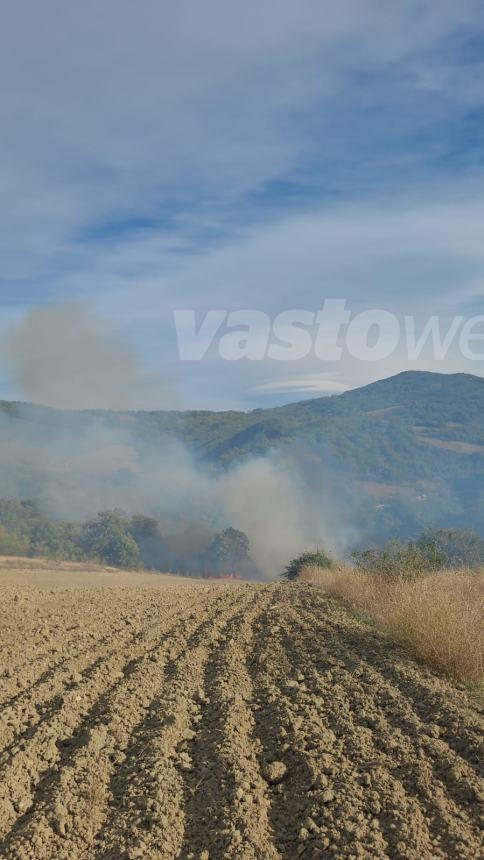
[{"xmin": 0, "ymin": 566, "xmax": 482, "ymax": 859}]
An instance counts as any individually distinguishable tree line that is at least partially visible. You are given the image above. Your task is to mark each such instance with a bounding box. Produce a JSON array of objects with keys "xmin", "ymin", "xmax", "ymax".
[{"xmin": 0, "ymin": 499, "xmax": 251, "ymax": 575}]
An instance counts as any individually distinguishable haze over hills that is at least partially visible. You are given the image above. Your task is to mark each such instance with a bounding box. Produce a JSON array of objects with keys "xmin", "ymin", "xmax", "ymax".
[{"xmin": 0, "ymin": 370, "xmax": 483, "ymax": 546}]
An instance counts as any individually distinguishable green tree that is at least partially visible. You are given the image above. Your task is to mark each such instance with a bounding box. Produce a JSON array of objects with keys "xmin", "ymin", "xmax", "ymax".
[
  {"xmin": 128, "ymin": 515, "xmax": 164, "ymax": 569},
  {"xmin": 80, "ymin": 511, "xmax": 140, "ymax": 568},
  {"xmin": 207, "ymin": 527, "xmax": 250, "ymax": 573},
  {"xmin": 0, "ymin": 524, "xmax": 30, "ymax": 556},
  {"xmin": 29, "ymin": 520, "xmax": 81, "ymax": 560},
  {"xmin": 416, "ymin": 528, "xmax": 484, "ymax": 569},
  {"xmin": 129, "ymin": 515, "xmax": 160, "ymax": 542}
]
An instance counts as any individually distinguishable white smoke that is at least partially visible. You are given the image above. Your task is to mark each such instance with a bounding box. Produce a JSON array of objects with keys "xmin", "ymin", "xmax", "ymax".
[{"xmin": 0, "ymin": 303, "xmax": 357, "ymax": 578}]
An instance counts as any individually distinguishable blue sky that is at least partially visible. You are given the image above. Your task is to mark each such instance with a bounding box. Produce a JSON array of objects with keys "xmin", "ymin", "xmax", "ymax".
[{"xmin": 1, "ymin": 1, "xmax": 484, "ymax": 409}]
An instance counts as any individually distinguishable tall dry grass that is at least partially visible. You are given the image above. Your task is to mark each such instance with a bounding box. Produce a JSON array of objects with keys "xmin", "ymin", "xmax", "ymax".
[{"xmin": 300, "ymin": 563, "xmax": 484, "ymax": 690}]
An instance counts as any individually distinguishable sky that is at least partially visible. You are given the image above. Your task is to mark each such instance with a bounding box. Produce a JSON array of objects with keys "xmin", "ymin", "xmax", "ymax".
[{"xmin": 1, "ymin": 1, "xmax": 484, "ymax": 410}]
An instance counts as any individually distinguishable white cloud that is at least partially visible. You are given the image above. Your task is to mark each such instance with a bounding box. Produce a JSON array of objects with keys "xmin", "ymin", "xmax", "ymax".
[
  {"xmin": 1, "ymin": 0, "xmax": 483, "ymax": 280},
  {"xmin": 2, "ymin": 2, "xmax": 484, "ymax": 407},
  {"xmin": 129, "ymin": 190, "xmax": 484, "ymax": 403}
]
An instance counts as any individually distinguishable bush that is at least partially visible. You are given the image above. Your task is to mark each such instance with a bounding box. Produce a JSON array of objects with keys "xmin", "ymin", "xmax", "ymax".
[
  {"xmin": 29, "ymin": 520, "xmax": 82, "ymax": 560},
  {"xmin": 353, "ymin": 528, "xmax": 484, "ymax": 579},
  {"xmin": 416, "ymin": 528, "xmax": 484, "ymax": 569},
  {"xmin": 282, "ymin": 549, "xmax": 333, "ymax": 581},
  {"xmin": 353, "ymin": 540, "xmax": 432, "ymax": 579}
]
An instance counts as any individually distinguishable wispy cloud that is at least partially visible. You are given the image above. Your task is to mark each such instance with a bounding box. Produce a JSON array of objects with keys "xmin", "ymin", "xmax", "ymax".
[{"xmin": 250, "ymin": 375, "xmax": 350, "ymax": 396}]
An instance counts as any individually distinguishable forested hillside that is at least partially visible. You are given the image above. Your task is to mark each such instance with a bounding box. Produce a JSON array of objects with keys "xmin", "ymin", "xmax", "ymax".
[{"xmin": 1, "ymin": 371, "xmax": 483, "ymax": 543}]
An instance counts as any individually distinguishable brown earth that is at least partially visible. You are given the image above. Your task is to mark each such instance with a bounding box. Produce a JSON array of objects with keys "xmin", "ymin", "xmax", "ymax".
[
  {"xmin": 416, "ymin": 437, "xmax": 484, "ymax": 455},
  {"xmin": 0, "ymin": 565, "xmax": 483, "ymax": 859}
]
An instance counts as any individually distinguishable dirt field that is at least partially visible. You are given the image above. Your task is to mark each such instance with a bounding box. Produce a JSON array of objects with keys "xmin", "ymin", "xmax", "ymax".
[{"xmin": 0, "ymin": 564, "xmax": 483, "ymax": 859}]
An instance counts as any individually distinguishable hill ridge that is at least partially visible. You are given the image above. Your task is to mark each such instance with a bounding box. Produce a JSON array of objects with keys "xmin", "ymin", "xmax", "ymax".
[{"xmin": 0, "ymin": 370, "xmax": 483, "ymax": 542}]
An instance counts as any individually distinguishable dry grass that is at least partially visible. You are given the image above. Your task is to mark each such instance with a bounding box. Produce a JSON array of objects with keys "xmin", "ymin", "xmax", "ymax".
[
  {"xmin": 301, "ymin": 563, "xmax": 484, "ymax": 691},
  {"xmin": 0, "ymin": 555, "xmax": 118, "ymax": 572}
]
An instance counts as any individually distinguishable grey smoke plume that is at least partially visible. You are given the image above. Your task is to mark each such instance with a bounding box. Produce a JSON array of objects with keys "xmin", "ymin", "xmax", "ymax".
[
  {"xmin": 2, "ymin": 302, "xmax": 176, "ymax": 410},
  {"xmin": 0, "ymin": 407, "xmax": 357, "ymax": 577},
  {"xmin": 0, "ymin": 304, "xmax": 357, "ymax": 578},
  {"xmin": 218, "ymin": 457, "xmax": 336, "ymax": 576}
]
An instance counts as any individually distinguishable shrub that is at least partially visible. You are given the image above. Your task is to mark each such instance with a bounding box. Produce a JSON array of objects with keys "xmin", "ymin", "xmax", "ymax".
[
  {"xmin": 353, "ymin": 528, "xmax": 484, "ymax": 579},
  {"xmin": 416, "ymin": 528, "xmax": 484, "ymax": 569},
  {"xmin": 353, "ymin": 540, "xmax": 432, "ymax": 579},
  {"xmin": 282, "ymin": 549, "xmax": 333, "ymax": 581}
]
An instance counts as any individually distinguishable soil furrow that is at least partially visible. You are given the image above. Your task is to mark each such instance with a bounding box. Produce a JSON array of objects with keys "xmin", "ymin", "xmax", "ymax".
[
  {"xmin": 0, "ymin": 588, "xmax": 157, "ymax": 704},
  {"xmin": 1, "ymin": 570, "xmax": 482, "ymax": 860},
  {"xmin": 0, "ymin": 589, "xmax": 191, "ymax": 737},
  {"xmin": 0, "ymin": 596, "xmax": 205, "ymax": 846},
  {"xmin": 0, "ymin": 597, "xmax": 222, "ymax": 860},
  {"xmin": 246, "ymin": 594, "xmax": 399, "ymax": 858},
  {"xmin": 179, "ymin": 585, "xmax": 279, "ymax": 860},
  {"xmin": 278, "ymin": 620, "xmax": 475, "ymax": 858},
  {"xmin": 0, "ymin": 596, "xmax": 194, "ymax": 758},
  {"xmin": 305, "ymin": 588, "xmax": 483, "ymax": 770},
  {"xmin": 288, "ymin": 592, "xmax": 483, "ymax": 830},
  {"xmin": 94, "ymin": 588, "xmax": 255, "ymax": 860},
  {"xmin": 278, "ymin": 597, "xmax": 481, "ymax": 858}
]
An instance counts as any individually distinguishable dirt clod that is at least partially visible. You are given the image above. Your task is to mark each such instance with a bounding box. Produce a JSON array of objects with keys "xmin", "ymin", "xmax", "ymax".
[{"xmin": 264, "ymin": 760, "xmax": 288, "ymax": 785}]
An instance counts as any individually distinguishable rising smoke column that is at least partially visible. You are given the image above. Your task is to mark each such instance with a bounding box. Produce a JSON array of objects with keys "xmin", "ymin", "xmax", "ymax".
[
  {"xmin": 0, "ymin": 303, "xmax": 358, "ymax": 578},
  {"xmin": 1, "ymin": 302, "xmax": 176, "ymax": 411}
]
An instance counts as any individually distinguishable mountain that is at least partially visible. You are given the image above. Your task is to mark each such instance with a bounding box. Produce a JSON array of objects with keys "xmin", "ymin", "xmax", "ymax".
[{"xmin": 1, "ymin": 370, "xmax": 483, "ymax": 542}]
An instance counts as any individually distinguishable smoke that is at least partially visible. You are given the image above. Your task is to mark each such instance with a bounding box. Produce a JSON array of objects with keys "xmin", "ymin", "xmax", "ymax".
[
  {"xmin": 0, "ymin": 405, "xmax": 359, "ymax": 577},
  {"xmin": 1, "ymin": 302, "xmax": 176, "ymax": 410},
  {"xmin": 0, "ymin": 304, "xmax": 359, "ymax": 578},
  {"xmin": 218, "ymin": 456, "xmax": 349, "ymax": 575}
]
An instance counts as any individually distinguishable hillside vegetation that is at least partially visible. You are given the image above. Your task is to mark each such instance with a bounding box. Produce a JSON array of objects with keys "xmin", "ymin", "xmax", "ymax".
[{"xmin": 1, "ymin": 371, "xmax": 484, "ymax": 542}]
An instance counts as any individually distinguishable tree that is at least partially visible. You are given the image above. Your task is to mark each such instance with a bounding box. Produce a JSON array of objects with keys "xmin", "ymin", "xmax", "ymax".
[
  {"xmin": 128, "ymin": 515, "xmax": 165, "ymax": 569},
  {"xmin": 207, "ymin": 527, "xmax": 250, "ymax": 573},
  {"xmin": 416, "ymin": 528, "xmax": 484, "ymax": 569},
  {"xmin": 29, "ymin": 520, "xmax": 81, "ymax": 560},
  {"xmin": 129, "ymin": 515, "xmax": 160, "ymax": 542},
  {"xmin": 353, "ymin": 528, "xmax": 484, "ymax": 579},
  {"xmin": 79, "ymin": 511, "xmax": 140, "ymax": 568},
  {"xmin": 282, "ymin": 549, "xmax": 333, "ymax": 581},
  {"xmin": 0, "ymin": 524, "xmax": 29, "ymax": 556}
]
